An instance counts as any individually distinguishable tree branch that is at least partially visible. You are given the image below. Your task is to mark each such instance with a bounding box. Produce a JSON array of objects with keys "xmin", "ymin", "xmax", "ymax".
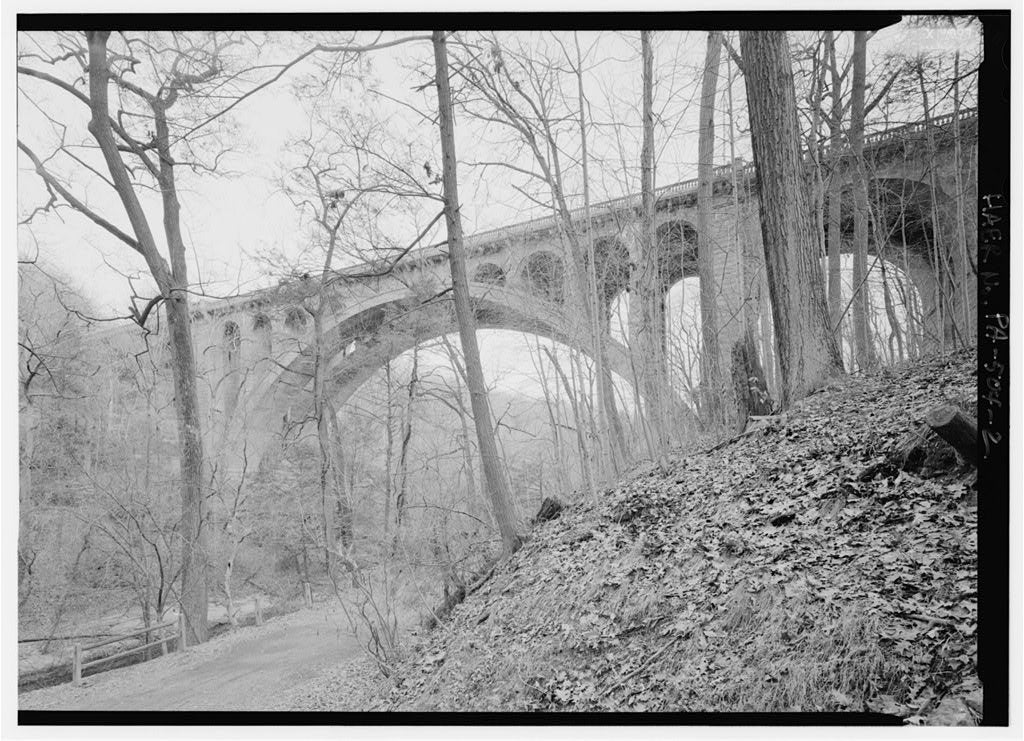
[
  {"xmin": 18, "ymin": 139, "xmax": 142, "ymax": 253},
  {"xmin": 18, "ymin": 64, "xmax": 160, "ymax": 178},
  {"xmin": 864, "ymin": 67, "xmax": 901, "ymax": 117},
  {"xmin": 178, "ymin": 34, "xmax": 433, "ymax": 142},
  {"xmin": 723, "ymin": 35, "xmax": 744, "ymax": 74},
  {"xmin": 326, "ymin": 209, "xmax": 445, "ymax": 284}
]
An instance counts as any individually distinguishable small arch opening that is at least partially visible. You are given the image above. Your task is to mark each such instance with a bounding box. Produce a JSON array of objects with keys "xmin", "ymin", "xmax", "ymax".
[
  {"xmin": 284, "ymin": 307, "xmax": 307, "ymax": 333},
  {"xmin": 473, "ymin": 262, "xmax": 507, "ymax": 286},
  {"xmin": 656, "ymin": 220, "xmax": 699, "ymax": 292},
  {"xmin": 223, "ymin": 321, "xmax": 241, "ymax": 362},
  {"xmin": 222, "ymin": 321, "xmax": 242, "ymax": 420},
  {"xmin": 253, "ymin": 313, "xmax": 273, "ymax": 357},
  {"xmin": 520, "ymin": 250, "xmax": 565, "ymax": 303},
  {"xmin": 589, "ymin": 236, "xmax": 631, "ymax": 317}
]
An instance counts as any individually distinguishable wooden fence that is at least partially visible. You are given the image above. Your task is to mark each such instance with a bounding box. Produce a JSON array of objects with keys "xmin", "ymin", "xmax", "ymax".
[{"xmin": 71, "ymin": 615, "xmax": 184, "ymax": 685}]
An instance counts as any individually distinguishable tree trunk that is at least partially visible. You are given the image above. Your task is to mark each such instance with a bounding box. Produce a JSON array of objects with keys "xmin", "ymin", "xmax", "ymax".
[
  {"xmin": 312, "ymin": 306, "xmax": 335, "ymax": 577},
  {"xmin": 825, "ymin": 31, "xmax": 844, "ymax": 335},
  {"xmin": 383, "ymin": 360, "xmax": 394, "ymax": 539},
  {"xmin": 574, "ymin": 31, "xmax": 621, "ymax": 477},
  {"xmin": 441, "ymin": 338, "xmax": 485, "ymax": 526},
  {"xmin": 809, "ymin": 40, "xmax": 827, "ymax": 278},
  {"xmin": 455, "ymin": 376, "xmax": 480, "ymax": 523},
  {"xmin": 951, "ymin": 51, "xmax": 974, "ymax": 344},
  {"xmin": 916, "ymin": 64, "xmax": 957, "ymax": 351},
  {"xmin": 433, "ymin": 30, "xmax": 522, "ymax": 556},
  {"xmin": 731, "ymin": 330, "xmax": 773, "ymax": 431},
  {"xmin": 392, "ymin": 345, "xmax": 419, "ymax": 552},
  {"xmin": 325, "ymin": 400, "xmax": 353, "ymax": 551},
  {"xmin": 544, "ymin": 347, "xmax": 594, "ymax": 498},
  {"xmin": 85, "ymin": 31, "xmax": 208, "ymax": 644},
  {"xmin": 18, "ymin": 397, "xmax": 37, "ymax": 608},
  {"xmin": 850, "ymin": 31, "xmax": 876, "ymax": 371},
  {"xmin": 725, "ymin": 48, "xmax": 767, "ymax": 394},
  {"xmin": 634, "ymin": 30, "xmax": 669, "ymax": 458},
  {"xmin": 870, "ymin": 189, "xmax": 906, "ymax": 363},
  {"xmin": 739, "ymin": 31, "xmax": 844, "ymax": 407},
  {"xmin": 696, "ymin": 31, "xmax": 725, "ymax": 425},
  {"xmin": 534, "ymin": 342, "xmax": 571, "ymax": 497}
]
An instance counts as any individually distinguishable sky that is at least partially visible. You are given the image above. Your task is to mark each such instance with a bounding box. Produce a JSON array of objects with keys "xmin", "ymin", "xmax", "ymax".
[
  {"xmin": 16, "ymin": 30, "xmax": 722, "ymax": 311},
  {"xmin": 15, "ymin": 21, "xmax": 982, "ymax": 401}
]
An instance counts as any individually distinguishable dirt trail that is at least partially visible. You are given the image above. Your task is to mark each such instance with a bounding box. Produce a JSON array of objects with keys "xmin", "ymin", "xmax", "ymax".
[{"xmin": 19, "ymin": 604, "xmax": 363, "ymax": 712}]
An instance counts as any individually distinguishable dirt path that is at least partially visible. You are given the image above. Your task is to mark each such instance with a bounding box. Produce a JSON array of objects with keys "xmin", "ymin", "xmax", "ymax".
[{"xmin": 19, "ymin": 603, "xmax": 365, "ymax": 712}]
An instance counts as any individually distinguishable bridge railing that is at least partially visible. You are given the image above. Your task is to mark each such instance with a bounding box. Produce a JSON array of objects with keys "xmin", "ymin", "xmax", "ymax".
[
  {"xmin": 207, "ymin": 107, "xmax": 978, "ymax": 305},
  {"xmin": 863, "ymin": 106, "xmax": 977, "ymax": 147},
  {"xmin": 450, "ymin": 107, "xmax": 977, "ymax": 254}
]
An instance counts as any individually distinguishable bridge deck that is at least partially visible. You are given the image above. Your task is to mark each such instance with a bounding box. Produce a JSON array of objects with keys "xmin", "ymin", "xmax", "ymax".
[{"xmin": 187, "ymin": 106, "xmax": 976, "ymax": 315}]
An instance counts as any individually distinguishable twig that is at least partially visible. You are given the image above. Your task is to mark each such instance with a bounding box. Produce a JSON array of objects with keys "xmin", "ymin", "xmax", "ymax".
[
  {"xmin": 896, "ymin": 612, "xmax": 957, "ymax": 629},
  {"xmin": 617, "ymin": 634, "xmax": 682, "ymax": 686}
]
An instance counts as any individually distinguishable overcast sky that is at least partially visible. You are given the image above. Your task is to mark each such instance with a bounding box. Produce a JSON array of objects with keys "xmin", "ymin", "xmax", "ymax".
[{"xmin": 15, "ymin": 21, "xmax": 981, "ymax": 398}]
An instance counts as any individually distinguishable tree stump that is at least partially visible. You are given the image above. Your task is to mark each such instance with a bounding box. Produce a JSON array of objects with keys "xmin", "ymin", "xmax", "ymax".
[
  {"xmin": 888, "ymin": 404, "xmax": 976, "ymax": 476},
  {"xmin": 924, "ymin": 404, "xmax": 977, "ymax": 466},
  {"xmin": 731, "ymin": 331, "xmax": 773, "ymax": 431},
  {"xmin": 533, "ymin": 497, "xmax": 564, "ymax": 524}
]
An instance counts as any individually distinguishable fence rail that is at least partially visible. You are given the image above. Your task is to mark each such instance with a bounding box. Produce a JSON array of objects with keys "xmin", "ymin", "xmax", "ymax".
[{"xmin": 72, "ymin": 615, "xmax": 185, "ymax": 685}]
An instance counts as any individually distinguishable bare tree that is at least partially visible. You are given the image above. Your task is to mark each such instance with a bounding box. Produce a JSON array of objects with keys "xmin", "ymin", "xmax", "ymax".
[
  {"xmin": 18, "ymin": 30, "xmax": 429, "ymax": 642},
  {"xmin": 739, "ymin": 31, "xmax": 843, "ymax": 406},
  {"xmin": 18, "ymin": 31, "xmax": 229, "ymax": 642},
  {"xmin": 849, "ymin": 31, "xmax": 877, "ymax": 371},
  {"xmin": 635, "ymin": 30, "xmax": 670, "ymax": 458},
  {"xmin": 696, "ymin": 31, "xmax": 725, "ymax": 424},
  {"xmin": 447, "ymin": 32, "xmax": 623, "ymax": 485},
  {"xmin": 432, "ymin": 30, "xmax": 522, "ymax": 556},
  {"xmin": 392, "ymin": 345, "xmax": 420, "ymax": 552},
  {"xmin": 824, "ymin": 31, "xmax": 845, "ymax": 335},
  {"xmin": 17, "ymin": 262, "xmax": 98, "ymax": 614}
]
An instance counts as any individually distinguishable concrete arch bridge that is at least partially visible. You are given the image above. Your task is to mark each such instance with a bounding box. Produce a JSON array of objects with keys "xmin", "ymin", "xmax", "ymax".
[{"xmin": 183, "ymin": 108, "xmax": 976, "ymax": 477}]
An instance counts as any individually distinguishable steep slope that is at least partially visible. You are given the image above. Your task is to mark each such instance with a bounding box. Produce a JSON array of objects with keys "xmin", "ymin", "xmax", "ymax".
[{"xmin": 377, "ymin": 352, "xmax": 979, "ymax": 720}]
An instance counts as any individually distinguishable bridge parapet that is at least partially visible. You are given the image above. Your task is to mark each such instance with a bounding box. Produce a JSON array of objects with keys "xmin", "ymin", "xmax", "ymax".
[
  {"xmin": 442, "ymin": 107, "xmax": 978, "ymax": 260},
  {"xmin": 188, "ymin": 108, "xmax": 976, "ymax": 328}
]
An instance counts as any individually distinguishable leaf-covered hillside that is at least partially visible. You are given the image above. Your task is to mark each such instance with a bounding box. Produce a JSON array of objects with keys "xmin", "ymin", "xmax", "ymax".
[{"xmin": 332, "ymin": 351, "xmax": 980, "ymax": 721}]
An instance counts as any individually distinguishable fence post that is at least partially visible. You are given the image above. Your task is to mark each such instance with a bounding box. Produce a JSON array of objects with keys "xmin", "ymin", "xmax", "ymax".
[
  {"xmin": 178, "ymin": 613, "xmax": 187, "ymax": 651},
  {"xmin": 303, "ymin": 581, "xmax": 312, "ymax": 608},
  {"xmin": 72, "ymin": 643, "xmax": 82, "ymax": 685},
  {"xmin": 254, "ymin": 596, "xmax": 263, "ymax": 626}
]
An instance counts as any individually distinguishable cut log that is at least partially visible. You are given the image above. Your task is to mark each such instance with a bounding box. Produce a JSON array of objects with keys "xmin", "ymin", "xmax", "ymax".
[{"xmin": 924, "ymin": 404, "xmax": 977, "ymax": 466}]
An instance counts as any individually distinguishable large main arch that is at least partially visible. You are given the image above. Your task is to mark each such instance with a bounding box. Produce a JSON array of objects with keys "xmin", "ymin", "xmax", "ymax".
[{"xmin": 218, "ymin": 282, "xmax": 637, "ymax": 477}]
